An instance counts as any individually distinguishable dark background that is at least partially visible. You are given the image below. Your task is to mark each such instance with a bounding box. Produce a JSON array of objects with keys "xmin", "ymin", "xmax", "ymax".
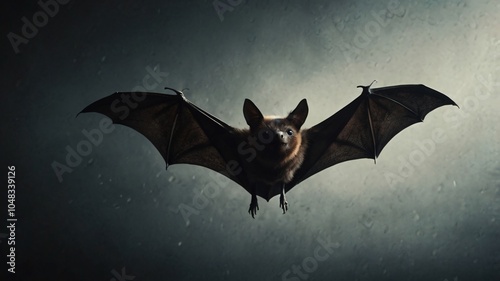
[{"xmin": 2, "ymin": 0, "xmax": 499, "ymax": 280}]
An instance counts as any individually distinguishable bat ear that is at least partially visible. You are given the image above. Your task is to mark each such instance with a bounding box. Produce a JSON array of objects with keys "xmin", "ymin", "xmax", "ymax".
[
  {"xmin": 287, "ymin": 99, "xmax": 308, "ymax": 129},
  {"xmin": 243, "ymin": 99, "xmax": 264, "ymax": 127}
]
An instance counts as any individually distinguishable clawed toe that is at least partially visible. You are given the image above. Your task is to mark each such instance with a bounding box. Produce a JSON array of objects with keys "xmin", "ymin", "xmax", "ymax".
[
  {"xmin": 248, "ymin": 204, "xmax": 259, "ymax": 218},
  {"xmin": 248, "ymin": 195, "xmax": 259, "ymax": 218},
  {"xmin": 280, "ymin": 187, "xmax": 289, "ymax": 214},
  {"xmin": 279, "ymin": 198, "xmax": 288, "ymax": 214}
]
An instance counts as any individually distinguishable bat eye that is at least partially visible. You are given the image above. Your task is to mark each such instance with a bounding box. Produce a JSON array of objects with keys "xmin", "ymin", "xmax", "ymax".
[{"xmin": 286, "ymin": 129, "xmax": 293, "ymax": 136}]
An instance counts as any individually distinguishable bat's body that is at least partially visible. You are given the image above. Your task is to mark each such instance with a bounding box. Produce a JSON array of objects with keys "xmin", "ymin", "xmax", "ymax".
[
  {"xmin": 234, "ymin": 100, "xmax": 309, "ymax": 216},
  {"xmin": 81, "ymin": 83, "xmax": 457, "ymax": 217}
]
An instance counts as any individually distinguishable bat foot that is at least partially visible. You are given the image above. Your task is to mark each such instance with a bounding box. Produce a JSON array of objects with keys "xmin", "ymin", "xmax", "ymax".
[
  {"xmin": 248, "ymin": 195, "xmax": 259, "ymax": 218},
  {"xmin": 279, "ymin": 193, "xmax": 288, "ymax": 214}
]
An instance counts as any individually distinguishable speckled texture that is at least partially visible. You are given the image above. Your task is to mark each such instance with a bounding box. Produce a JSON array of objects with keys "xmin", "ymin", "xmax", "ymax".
[{"xmin": 2, "ymin": 0, "xmax": 499, "ymax": 280}]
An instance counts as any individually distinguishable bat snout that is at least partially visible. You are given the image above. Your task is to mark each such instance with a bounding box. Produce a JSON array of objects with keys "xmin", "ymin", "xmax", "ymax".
[{"xmin": 274, "ymin": 131, "xmax": 289, "ymax": 145}]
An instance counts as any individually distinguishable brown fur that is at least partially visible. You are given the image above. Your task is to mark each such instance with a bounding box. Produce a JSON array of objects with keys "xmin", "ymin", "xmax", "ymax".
[
  {"xmin": 237, "ymin": 127, "xmax": 306, "ymax": 186},
  {"xmin": 238, "ymin": 99, "xmax": 309, "ymax": 187}
]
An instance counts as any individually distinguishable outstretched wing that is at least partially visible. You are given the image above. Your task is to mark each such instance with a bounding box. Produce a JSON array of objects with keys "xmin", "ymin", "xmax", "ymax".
[
  {"xmin": 287, "ymin": 84, "xmax": 457, "ymax": 190},
  {"xmin": 80, "ymin": 90, "xmax": 249, "ymax": 189}
]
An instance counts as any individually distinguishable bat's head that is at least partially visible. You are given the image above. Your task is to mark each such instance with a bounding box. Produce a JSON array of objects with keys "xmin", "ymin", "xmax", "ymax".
[{"xmin": 243, "ymin": 99, "xmax": 308, "ymax": 156}]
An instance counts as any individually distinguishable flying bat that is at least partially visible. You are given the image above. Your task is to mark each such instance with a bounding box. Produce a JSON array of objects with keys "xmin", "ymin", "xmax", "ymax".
[{"xmin": 80, "ymin": 82, "xmax": 457, "ymax": 218}]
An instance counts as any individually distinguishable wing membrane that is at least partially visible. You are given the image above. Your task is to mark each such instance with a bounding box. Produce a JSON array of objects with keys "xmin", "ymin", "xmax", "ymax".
[{"xmin": 288, "ymin": 84, "xmax": 457, "ymax": 190}]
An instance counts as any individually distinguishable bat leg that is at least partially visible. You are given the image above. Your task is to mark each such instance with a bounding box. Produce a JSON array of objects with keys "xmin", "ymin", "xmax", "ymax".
[
  {"xmin": 248, "ymin": 186, "xmax": 259, "ymax": 219},
  {"xmin": 279, "ymin": 184, "xmax": 288, "ymax": 214}
]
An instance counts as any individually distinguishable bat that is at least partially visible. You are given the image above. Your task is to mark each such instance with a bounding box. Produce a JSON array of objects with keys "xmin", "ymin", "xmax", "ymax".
[{"xmin": 80, "ymin": 82, "xmax": 457, "ymax": 218}]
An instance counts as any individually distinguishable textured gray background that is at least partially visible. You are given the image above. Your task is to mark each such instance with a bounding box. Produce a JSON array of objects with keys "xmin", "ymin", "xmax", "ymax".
[{"xmin": 2, "ymin": 0, "xmax": 499, "ymax": 280}]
